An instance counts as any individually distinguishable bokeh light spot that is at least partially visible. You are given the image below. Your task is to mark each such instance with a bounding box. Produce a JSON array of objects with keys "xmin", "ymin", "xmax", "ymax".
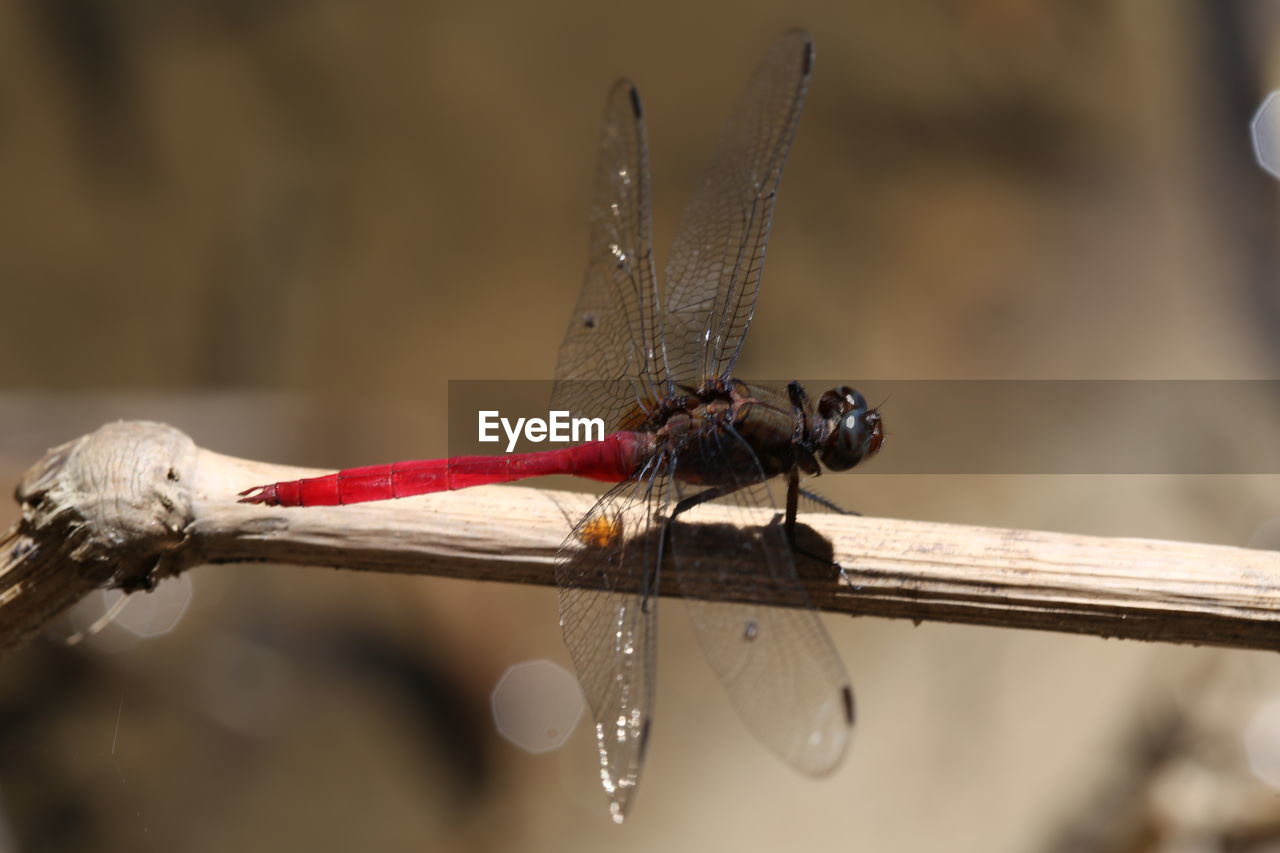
[
  {"xmin": 1250, "ymin": 92, "xmax": 1280, "ymax": 178},
  {"xmin": 1244, "ymin": 697, "xmax": 1280, "ymax": 788},
  {"xmin": 100, "ymin": 575, "xmax": 194, "ymax": 639},
  {"xmin": 490, "ymin": 659, "xmax": 584, "ymax": 754}
]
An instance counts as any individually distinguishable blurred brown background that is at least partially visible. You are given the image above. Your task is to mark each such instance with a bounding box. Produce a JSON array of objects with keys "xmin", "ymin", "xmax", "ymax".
[{"xmin": 4, "ymin": 1, "xmax": 1280, "ymax": 851}]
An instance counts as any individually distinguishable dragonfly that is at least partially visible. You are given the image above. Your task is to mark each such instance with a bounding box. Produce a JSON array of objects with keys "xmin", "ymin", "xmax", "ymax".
[{"xmin": 239, "ymin": 29, "xmax": 883, "ymax": 822}]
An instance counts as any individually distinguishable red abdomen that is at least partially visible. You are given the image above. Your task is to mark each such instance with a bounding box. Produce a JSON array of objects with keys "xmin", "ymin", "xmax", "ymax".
[{"xmin": 238, "ymin": 432, "xmax": 652, "ymax": 507}]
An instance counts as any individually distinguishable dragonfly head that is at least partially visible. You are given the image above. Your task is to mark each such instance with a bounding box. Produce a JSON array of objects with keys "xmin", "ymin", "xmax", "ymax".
[{"xmin": 816, "ymin": 386, "xmax": 883, "ymax": 471}]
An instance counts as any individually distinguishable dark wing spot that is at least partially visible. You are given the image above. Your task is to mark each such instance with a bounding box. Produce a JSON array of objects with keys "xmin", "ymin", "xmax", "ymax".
[
  {"xmin": 628, "ymin": 85, "xmax": 642, "ymax": 119},
  {"xmin": 582, "ymin": 313, "xmax": 597, "ymax": 329},
  {"xmin": 801, "ymin": 41, "xmax": 814, "ymax": 76},
  {"xmin": 841, "ymin": 685, "xmax": 855, "ymax": 726}
]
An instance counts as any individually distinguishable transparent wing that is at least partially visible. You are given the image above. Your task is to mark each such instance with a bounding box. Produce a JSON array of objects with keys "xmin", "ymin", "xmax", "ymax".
[
  {"xmin": 551, "ymin": 80, "xmax": 663, "ymax": 431},
  {"xmin": 669, "ymin": 426, "xmax": 853, "ymax": 776},
  {"xmin": 555, "ymin": 459, "xmax": 672, "ymax": 822},
  {"xmin": 661, "ymin": 29, "xmax": 815, "ymax": 389}
]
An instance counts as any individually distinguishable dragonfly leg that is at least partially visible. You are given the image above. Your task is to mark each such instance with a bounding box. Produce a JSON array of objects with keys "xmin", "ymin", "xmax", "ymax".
[
  {"xmin": 786, "ymin": 381, "xmax": 823, "ymax": 475},
  {"xmin": 648, "ymin": 483, "xmax": 738, "ymax": 613},
  {"xmin": 670, "ymin": 484, "xmax": 736, "ymax": 521},
  {"xmin": 786, "ymin": 471, "xmax": 853, "ymax": 577},
  {"xmin": 798, "ymin": 488, "xmax": 860, "ymax": 516},
  {"xmin": 785, "ymin": 468, "xmax": 801, "ymax": 550},
  {"xmin": 786, "ymin": 379, "xmax": 811, "ymax": 411}
]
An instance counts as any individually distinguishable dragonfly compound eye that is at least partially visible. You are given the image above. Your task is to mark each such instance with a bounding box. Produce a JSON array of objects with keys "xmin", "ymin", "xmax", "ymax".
[{"xmin": 817, "ymin": 386, "xmax": 883, "ymax": 472}]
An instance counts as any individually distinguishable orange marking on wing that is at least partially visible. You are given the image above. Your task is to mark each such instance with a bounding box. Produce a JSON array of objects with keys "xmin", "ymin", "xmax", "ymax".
[{"xmin": 579, "ymin": 514, "xmax": 624, "ymax": 548}]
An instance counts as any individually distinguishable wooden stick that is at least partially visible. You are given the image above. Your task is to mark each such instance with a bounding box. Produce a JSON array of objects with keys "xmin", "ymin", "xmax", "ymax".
[{"xmin": 4, "ymin": 420, "xmax": 1280, "ymax": 654}]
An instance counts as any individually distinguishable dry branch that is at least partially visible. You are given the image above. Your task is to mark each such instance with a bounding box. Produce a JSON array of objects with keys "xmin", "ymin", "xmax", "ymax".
[{"xmin": 4, "ymin": 420, "xmax": 1280, "ymax": 654}]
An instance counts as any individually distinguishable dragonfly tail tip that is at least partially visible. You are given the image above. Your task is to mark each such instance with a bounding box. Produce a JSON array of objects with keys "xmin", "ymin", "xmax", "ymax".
[{"xmin": 236, "ymin": 484, "xmax": 278, "ymax": 505}]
